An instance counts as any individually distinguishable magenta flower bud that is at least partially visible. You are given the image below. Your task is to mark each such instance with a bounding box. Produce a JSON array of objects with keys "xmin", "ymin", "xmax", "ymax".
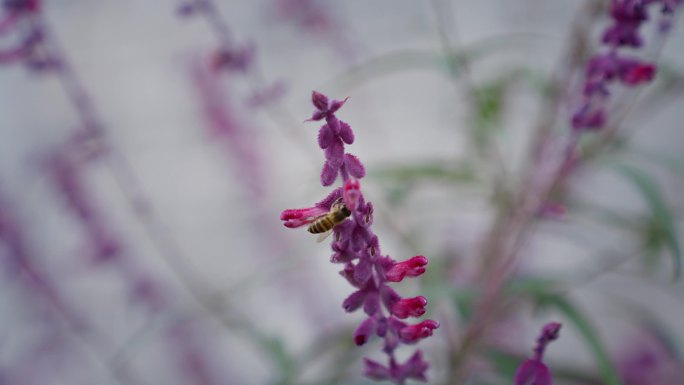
[
  {"xmin": 621, "ymin": 62, "xmax": 656, "ymax": 85},
  {"xmin": 354, "ymin": 317, "xmax": 377, "ymax": 346},
  {"xmin": 385, "ymin": 256, "xmax": 429, "ymax": 282},
  {"xmin": 391, "ymin": 296, "xmax": 428, "ymax": 319},
  {"xmin": 311, "ymin": 91, "xmax": 329, "ymax": 111},
  {"xmin": 398, "ymin": 320, "xmax": 439, "ymax": 343},
  {"xmin": 280, "ymin": 206, "xmax": 327, "ymax": 228}
]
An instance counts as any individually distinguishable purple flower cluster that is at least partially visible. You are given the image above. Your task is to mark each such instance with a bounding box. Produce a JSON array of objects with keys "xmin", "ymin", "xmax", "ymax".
[
  {"xmin": 514, "ymin": 322, "xmax": 562, "ymax": 385},
  {"xmin": 281, "ymin": 92, "xmax": 439, "ymax": 383},
  {"xmin": 0, "ymin": 0, "xmax": 60, "ymax": 71},
  {"xmin": 572, "ymin": 0, "xmax": 680, "ymax": 130},
  {"xmin": 47, "ymin": 146, "xmax": 123, "ymax": 264},
  {"xmin": 176, "ymin": 0, "xmax": 255, "ymax": 73}
]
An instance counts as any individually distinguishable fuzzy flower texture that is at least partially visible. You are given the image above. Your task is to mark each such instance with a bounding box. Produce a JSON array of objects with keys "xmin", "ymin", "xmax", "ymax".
[
  {"xmin": 572, "ymin": 0, "xmax": 681, "ymax": 130},
  {"xmin": 281, "ymin": 92, "xmax": 439, "ymax": 383}
]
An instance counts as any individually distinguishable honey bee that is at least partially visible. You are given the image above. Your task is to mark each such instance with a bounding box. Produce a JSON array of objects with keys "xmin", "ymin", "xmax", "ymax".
[{"xmin": 308, "ymin": 198, "xmax": 351, "ymax": 242}]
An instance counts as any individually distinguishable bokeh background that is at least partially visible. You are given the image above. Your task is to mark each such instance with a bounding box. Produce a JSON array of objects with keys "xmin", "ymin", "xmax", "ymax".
[{"xmin": 1, "ymin": 1, "xmax": 683, "ymax": 384}]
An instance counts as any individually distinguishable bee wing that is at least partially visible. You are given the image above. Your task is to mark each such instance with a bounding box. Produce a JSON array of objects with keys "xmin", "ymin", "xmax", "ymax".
[{"xmin": 316, "ymin": 229, "xmax": 333, "ymax": 243}]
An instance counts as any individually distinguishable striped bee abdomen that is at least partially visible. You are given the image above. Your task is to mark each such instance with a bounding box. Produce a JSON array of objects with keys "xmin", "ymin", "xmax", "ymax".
[
  {"xmin": 307, "ymin": 202, "xmax": 351, "ymax": 234},
  {"xmin": 308, "ymin": 215, "xmax": 335, "ymax": 234}
]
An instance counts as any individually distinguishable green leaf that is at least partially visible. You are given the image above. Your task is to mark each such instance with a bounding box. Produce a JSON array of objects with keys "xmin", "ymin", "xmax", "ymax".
[
  {"xmin": 326, "ymin": 49, "xmax": 442, "ymax": 92},
  {"xmin": 471, "ymin": 80, "xmax": 507, "ymax": 152},
  {"xmin": 369, "ymin": 161, "xmax": 475, "ymax": 183},
  {"xmin": 326, "ymin": 33, "xmax": 539, "ymax": 93},
  {"xmin": 536, "ymin": 294, "xmax": 624, "ymax": 385},
  {"xmin": 615, "ymin": 164, "xmax": 681, "ymax": 280},
  {"xmin": 452, "ymin": 288, "xmax": 478, "ymax": 321},
  {"xmin": 627, "ymin": 145, "xmax": 684, "ymax": 180},
  {"xmin": 258, "ymin": 335, "xmax": 297, "ymax": 384},
  {"xmin": 486, "ymin": 349, "xmax": 522, "ymax": 379}
]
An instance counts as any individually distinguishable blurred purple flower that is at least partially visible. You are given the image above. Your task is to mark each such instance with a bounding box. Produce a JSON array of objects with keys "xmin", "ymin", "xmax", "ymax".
[
  {"xmin": 176, "ymin": 0, "xmax": 209, "ymax": 17},
  {"xmin": 273, "ymin": 0, "xmax": 333, "ymax": 33},
  {"xmin": 2, "ymin": 0, "xmax": 40, "ymax": 13},
  {"xmin": 270, "ymin": 0, "xmax": 356, "ymax": 58},
  {"xmin": 0, "ymin": 0, "xmax": 60, "ymax": 71},
  {"xmin": 46, "ymin": 147, "xmax": 123, "ymax": 264},
  {"xmin": 168, "ymin": 320, "xmax": 225, "ymax": 385},
  {"xmin": 210, "ymin": 42, "xmax": 255, "ymax": 73},
  {"xmin": 537, "ymin": 201, "xmax": 567, "ymax": 219},
  {"xmin": 514, "ymin": 322, "xmax": 561, "ymax": 385},
  {"xmin": 572, "ymin": 0, "xmax": 680, "ymax": 131},
  {"xmin": 281, "ymin": 91, "xmax": 438, "ymax": 383},
  {"xmin": 190, "ymin": 60, "xmax": 264, "ymax": 197},
  {"xmin": 616, "ymin": 329, "xmax": 684, "ymax": 385},
  {"xmin": 245, "ymin": 80, "xmax": 287, "ymax": 108}
]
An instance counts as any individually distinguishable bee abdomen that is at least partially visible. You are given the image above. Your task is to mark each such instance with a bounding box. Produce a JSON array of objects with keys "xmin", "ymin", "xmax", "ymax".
[{"xmin": 308, "ymin": 217, "xmax": 333, "ymax": 234}]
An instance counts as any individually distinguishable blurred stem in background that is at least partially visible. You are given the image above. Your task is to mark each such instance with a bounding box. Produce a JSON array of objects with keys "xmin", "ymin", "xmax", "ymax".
[{"xmin": 2, "ymin": 3, "xmax": 303, "ymax": 383}]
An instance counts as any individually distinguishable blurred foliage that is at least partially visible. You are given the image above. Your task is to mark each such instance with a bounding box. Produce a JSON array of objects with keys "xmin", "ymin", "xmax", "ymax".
[
  {"xmin": 615, "ymin": 164, "xmax": 681, "ymax": 280},
  {"xmin": 327, "ymin": 34, "xmax": 540, "ymax": 93}
]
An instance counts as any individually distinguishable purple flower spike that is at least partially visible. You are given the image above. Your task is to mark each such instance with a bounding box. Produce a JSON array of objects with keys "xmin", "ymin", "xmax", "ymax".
[
  {"xmin": 514, "ymin": 322, "xmax": 562, "ymax": 385},
  {"xmin": 572, "ymin": 0, "xmax": 679, "ymax": 132},
  {"xmin": 281, "ymin": 92, "xmax": 438, "ymax": 383}
]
